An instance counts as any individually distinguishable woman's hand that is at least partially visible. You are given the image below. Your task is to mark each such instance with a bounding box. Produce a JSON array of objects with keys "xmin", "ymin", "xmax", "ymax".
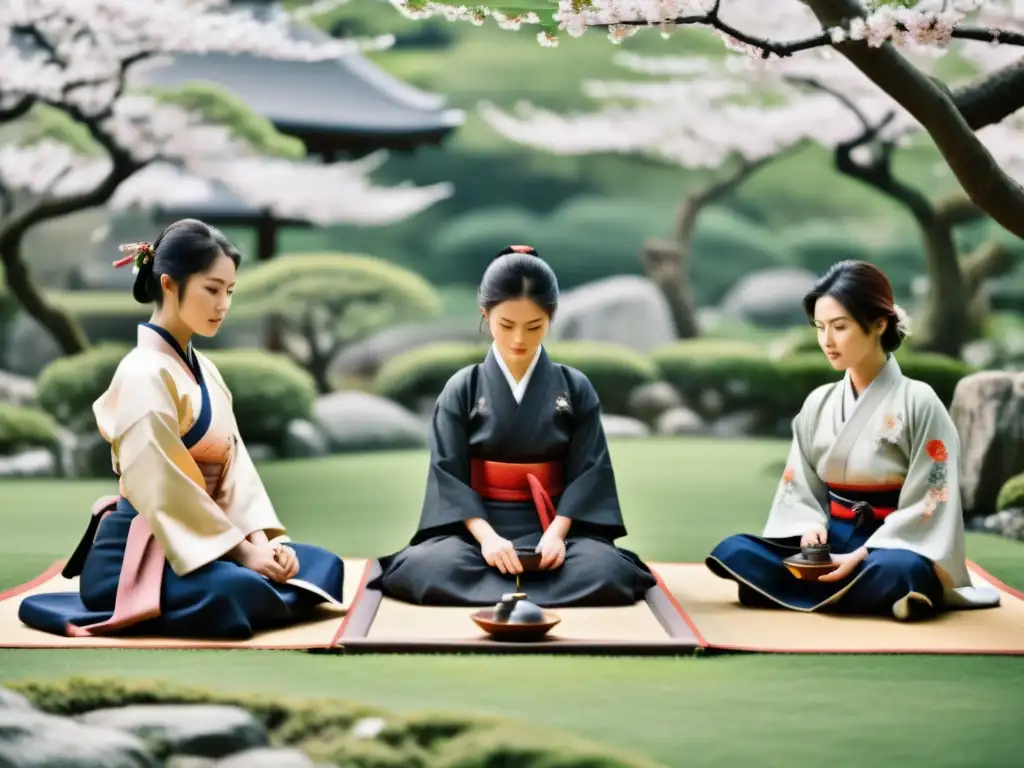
[
  {"xmin": 536, "ymin": 533, "xmax": 566, "ymax": 570},
  {"xmin": 233, "ymin": 542, "xmax": 290, "ymax": 582},
  {"xmin": 800, "ymin": 527, "xmax": 827, "ymax": 547},
  {"xmin": 481, "ymin": 534, "xmax": 522, "ymax": 574},
  {"xmin": 817, "ymin": 547, "xmax": 869, "ymax": 582},
  {"xmin": 273, "ymin": 545, "xmax": 300, "ymax": 580}
]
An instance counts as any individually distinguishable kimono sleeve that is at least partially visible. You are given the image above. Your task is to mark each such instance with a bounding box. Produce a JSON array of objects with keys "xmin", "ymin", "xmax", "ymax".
[
  {"xmin": 761, "ymin": 396, "xmax": 830, "ymax": 539},
  {"xmin": 412, "ymin": 377, "xmax": 489, "ymax": 543},
  {"xmin": 217, "ymin": 433, "xmax": 287, "ymax": 542},
  {"xmin": 553, "ymin": 370, "xmax": 627, "ymax": 540},
  {"xmin": 201, "ymin": 357, "xmax": 287, "ymax": 541},
  {"xmin": 864, "ymin": 383, "xmax": 972, "ymax": 588},
  {"xmin": 96, "ymin": 361, "xmax": 245, "ymax": 576}
]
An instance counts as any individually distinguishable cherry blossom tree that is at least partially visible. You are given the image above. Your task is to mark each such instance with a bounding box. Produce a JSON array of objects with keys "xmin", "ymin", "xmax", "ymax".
[
  {"xmin": 0, "ymin": 0, "xmax": 454, "ymax": 355},
  {"xmin": 479, "ymin": 29, "xmax": 1022, "ymax": 354},
  {"xmin": 392, "ymin": 0, "xmax": 1024, "ymax": 243}
]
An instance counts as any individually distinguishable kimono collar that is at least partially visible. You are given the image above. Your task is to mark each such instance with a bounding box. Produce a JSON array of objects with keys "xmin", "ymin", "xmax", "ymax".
[
  {"xmin": 490, "ymin": 342, "xmax": 543, "ymax": 404},
  {"xmin": 840, "ymin": 353, "xmax": 901, "ymax": 421}
]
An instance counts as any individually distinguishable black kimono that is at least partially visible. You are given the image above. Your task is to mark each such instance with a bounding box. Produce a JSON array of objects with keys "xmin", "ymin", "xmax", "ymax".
[{"xmin": 374, "ymin": 346, "xmax": 656, "ymax": 607}]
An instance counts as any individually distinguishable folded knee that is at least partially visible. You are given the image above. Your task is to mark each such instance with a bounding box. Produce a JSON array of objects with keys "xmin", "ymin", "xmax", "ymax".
[{"xmin": 865, "ymin": 549, "xmax": 935, "ymax": 582}]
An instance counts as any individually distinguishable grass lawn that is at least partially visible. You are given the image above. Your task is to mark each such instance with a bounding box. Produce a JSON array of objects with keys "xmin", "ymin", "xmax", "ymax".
[{"xmin": 0, "ymin": 437, "xmax": 1021, "ymax": 766}]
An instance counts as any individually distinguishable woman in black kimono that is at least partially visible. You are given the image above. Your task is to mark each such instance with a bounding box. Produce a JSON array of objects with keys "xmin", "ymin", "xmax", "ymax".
[{"xmin": 374, "ymin": 245, "xmax": 657, "ymax": 607}]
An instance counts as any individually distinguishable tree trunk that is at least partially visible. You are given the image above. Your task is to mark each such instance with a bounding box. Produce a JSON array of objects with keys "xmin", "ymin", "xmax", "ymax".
[
  {"xmin": 640, "ymin": 237, "xmax": 699, "ymax": 338},
  {"xmin": 913, "ymin": 219, "xmax": 968, "ymax": 357},
  {"xmin": 0, "ymin": 234, "xmax": 89, "ymax": 354}
]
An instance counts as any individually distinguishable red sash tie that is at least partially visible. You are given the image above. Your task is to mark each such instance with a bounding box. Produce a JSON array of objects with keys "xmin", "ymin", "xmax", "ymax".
[{"xmin": 470, "ymin": 459, "xmax": 564, "ymax": 531}]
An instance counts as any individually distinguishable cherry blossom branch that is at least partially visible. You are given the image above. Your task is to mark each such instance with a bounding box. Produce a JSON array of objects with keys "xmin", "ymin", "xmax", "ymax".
[
  {"xmin": 951, "ymin": 56, "xmax": 1024, "ymax": 130},
  {"xmin": 801, "ymin": 0, "xmax": 1024, "ymax": 240}
]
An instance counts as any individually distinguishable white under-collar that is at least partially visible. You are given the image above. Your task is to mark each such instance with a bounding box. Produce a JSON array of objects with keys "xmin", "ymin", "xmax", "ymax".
[{"xmin": 492, "ymin": 343, "xmax": 542, "ymax": 404}]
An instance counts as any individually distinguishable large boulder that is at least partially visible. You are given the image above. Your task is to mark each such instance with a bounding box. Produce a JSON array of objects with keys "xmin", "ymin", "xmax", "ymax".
[
  {"xmin": 719, "ymin": 267, "xmax": 819, "ymax": 328},
  {"xmin": 548, "ymin": 276, "xmax": 676, "ymax": 352},
  {"xmin": 312, "ymin": 391, "xmax": 427, "ymax": 453},
  {"xmin": 0, "ymin": 370, "xmax": 37, "ymax": 406},
  {"xmin": 326, "ymin": 321, "xmax": 479, "ymax": 382},
  {"xmin": 949, "ymin": 371, "xmax": 1024, "ymax": 517}
]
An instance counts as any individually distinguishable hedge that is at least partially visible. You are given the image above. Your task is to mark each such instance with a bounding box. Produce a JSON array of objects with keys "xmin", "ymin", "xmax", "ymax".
[
  {"xmin": 652, "ymin": 339, "xmax": 975, "ymax": 426},
  {"xmin": 374, "ymin": 341, "xmax": 659, "ymax": 415},
  {"xmin": 0, "ymin": 403, "xmax": 61, "ymax": 456},
  {"xmin": 35, "ymin": 343, "xmax": 316, "ymax": 448},
  {"xmin": 996, "ymin": 473, "xmax": 1024, "ymax": 512},
  {"xmin": 8, "ymin": 678, "xmax": 664, "ymax": 768}
]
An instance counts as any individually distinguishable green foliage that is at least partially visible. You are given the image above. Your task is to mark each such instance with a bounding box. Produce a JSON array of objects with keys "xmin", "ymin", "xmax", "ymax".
[
  {"xmin": 8, "ymin": 678, "xmax": 662, "ymax": 768},
  {"xmin": 423, "ymin": 199, "xmax": 788, "ymax": 303},
  {"xmin": 375, "ymin": 341, "xmax": 657, "ymax": 415},
  {"xmin": 776, "ymin": 221, "xmax": 873, "ymax": 275},
  {"xmin": 690, "ymin": 209, "xmax": 792, "ymax": 304},
  {"xmin": 652, "ymin": 340, "xmax": 975, "ymax": 429},
  {"xmin": 233, "ymin": 252, "xmax": 442, "ymax": 345},
  {"xmin": 375, "ymin": 341, "xmax": 485, "ymax": 409},
  {"xmin": 35, "ymin": 343, "xmax": 316, "ymax": 446},
  {"xmin": 205, "ymin": 349, "xmax": 317, "ymax": 447},
  {"xmin": 0, "ymin": 403, "xmax": 61, "ymax": 456},
  {"xmin": 143, "ymin": 82, "xmax": 306, "ymax": 159},
  {"xmin": 996, "ymin": 473, "xmax": 1024, "ymax": 512},
  {"xmin": 3, "ymin": 104, "xmax": 102, "ymax": 156},
  {"xmin": 36, "ymin": 343, "xmax": 131, "ymax": 432}
]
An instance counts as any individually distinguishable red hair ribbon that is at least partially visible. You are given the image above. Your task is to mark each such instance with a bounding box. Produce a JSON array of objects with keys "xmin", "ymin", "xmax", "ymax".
[{"xmin": 112, "ymin": 242, "xmax": 154, "ymax": 270}]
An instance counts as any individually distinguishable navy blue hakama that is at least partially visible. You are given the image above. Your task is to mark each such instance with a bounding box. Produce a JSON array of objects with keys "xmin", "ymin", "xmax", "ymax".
[{"xmin": 706, "ymin": 486, "xmax": 944, "ymax": 619}]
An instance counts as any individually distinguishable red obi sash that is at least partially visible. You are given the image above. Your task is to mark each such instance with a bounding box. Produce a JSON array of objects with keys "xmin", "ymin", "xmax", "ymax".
[
  {"xmin": 827, "ymin": 483, "xmax": 902, "ymax": 522},
  {"xmin": 470, "ymin": 459, "xmax": 564, "ymax": 531}
]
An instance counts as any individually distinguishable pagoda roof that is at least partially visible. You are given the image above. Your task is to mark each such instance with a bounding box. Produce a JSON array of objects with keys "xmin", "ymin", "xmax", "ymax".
[{"xmin": 129, "ymin": 4, "xmax": 464, "ymax": 153}]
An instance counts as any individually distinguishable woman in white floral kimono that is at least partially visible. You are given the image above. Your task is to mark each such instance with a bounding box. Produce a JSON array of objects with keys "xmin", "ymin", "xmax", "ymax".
[{"xmin": 707, "ymin": 260, "xmax": 1000, "ymax": 621}]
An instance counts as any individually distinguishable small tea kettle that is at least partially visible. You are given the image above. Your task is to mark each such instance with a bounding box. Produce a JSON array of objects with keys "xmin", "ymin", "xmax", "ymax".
[{"xmin": 493, "ymin": 592, "xmax": 545, "ymax": 624}]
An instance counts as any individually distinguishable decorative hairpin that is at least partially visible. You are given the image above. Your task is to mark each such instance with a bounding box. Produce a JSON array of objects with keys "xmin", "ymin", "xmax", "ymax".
[{"xmin": 112, "ymin": 242, "xmax": 154, "ymax": 274}]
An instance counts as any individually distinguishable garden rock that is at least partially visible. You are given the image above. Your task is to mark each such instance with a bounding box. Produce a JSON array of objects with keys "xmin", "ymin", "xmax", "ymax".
[
  {"xmin": 601, "ymin": 414, "xmax": 650, "ymax": 437},
  {"xmin": 0, "ymin": 708, "xmax": 157, "ymax": 767},
  {"xmin": 627, "ymin": 381, "xmax": 682, "ymax": 424},
  {"xmin": 549, "ymin": 276, "xmax": 676, "ymax": 352},
  {"xmin": 313, "ymin": 391, "xmax": 427, "ymax": 452},
  {"xmin": 949, "ymin": 371, "xmax": 1024, "ymax": 517},
  {"xmin": 246, "ymin": 444, "xmax": 277, "ymax": 462},
  {"xmin": 327, "ymin": 321, "xmax": 479, "ymax": 381},
  {"xmin": 655, "ymin": 406, "xmax": 705, "ymax": 436},
  {"xmin": 719, "ymin": 267, "xmax": 818, "ymax": 328},
  {"xmin": 979, "ymin": 508, "xmax": 1024, "ymax": 542},
  {"xmin": 710, "ymin": 410, "xmax": 757, "ymax": 438},
  {"xmin": 76, "ymin": 704, "xmax": 268, "ymax": 759},
  {"xmin": 282, "ymin": 419, "xmax": 329, "ymax": 459},
  {"xmin": 72, "ymin": 430, "xmax": 118, "ymax": 479},
  {"xmin": 214, "ymin": 746, "xmax": 316, "ymax": 767},
  {"xmin": 0, "ymin": 448, "xmax": 57, "ymax": 478},
  {"xmin": 0, "ymin": 370, "xmax": 36, "ymax": 406},
  {"xmin": 0, "ymin": 686, "xmax": 33, "ymax": 711}
]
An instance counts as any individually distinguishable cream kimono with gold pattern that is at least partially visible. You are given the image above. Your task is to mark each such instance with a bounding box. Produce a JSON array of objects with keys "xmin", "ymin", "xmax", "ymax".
[
  {"xmin": 762, "ymin": 355, "xmax": 999, "ymax": 609},
  {"xmin": 94, "ymin": 324, "xmax": 287, "ymax": 576}
]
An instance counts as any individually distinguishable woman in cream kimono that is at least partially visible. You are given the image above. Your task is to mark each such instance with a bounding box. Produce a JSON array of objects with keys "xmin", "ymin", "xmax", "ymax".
[
  {"xmin": 18, "ymin": 219, "xmax": 345, "ymax": 639},
  {"xmin": 707, "ymin": 260, "xmax": 1000, "ymax": 621}
]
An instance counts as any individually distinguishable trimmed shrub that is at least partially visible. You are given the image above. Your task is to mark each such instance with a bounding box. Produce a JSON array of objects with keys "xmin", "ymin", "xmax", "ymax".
[
  {"xmin": 996, "ymin": 473, "xmax": 1024, "ymax": 512},
  {"xmin": 36, "ymin": 343, "xmax": 131, "ymax": 432},
  {"xmin": 0, "ymin": 403, "xmax": 61, "ymax": 456},
  {"xmin": 652, "ymin": 339, "xmax": 975, "ymax": 428},
  {"xmin": 374, "ymin": 341, "xmax": 658, "ymax": 415},
  {"xmin": 205, "ymin": 349, "xmax": 317, "ymax": 447},
  {"xmin": 35, "ymin": 344, "xmax": 316, "ymax": 447},
  {"xmin": 776, "ymin": 220, "xmax": 873, "ymax": 276}
]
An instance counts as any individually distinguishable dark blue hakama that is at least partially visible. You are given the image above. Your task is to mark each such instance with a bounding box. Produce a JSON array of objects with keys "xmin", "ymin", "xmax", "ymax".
[
  {"xmin": 19, "ymin": 499, "xmax": 345, "ymax": 640},
  {"xmin": 706, "ymin": 487, "xmax": 943, "ymax": 618}
]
